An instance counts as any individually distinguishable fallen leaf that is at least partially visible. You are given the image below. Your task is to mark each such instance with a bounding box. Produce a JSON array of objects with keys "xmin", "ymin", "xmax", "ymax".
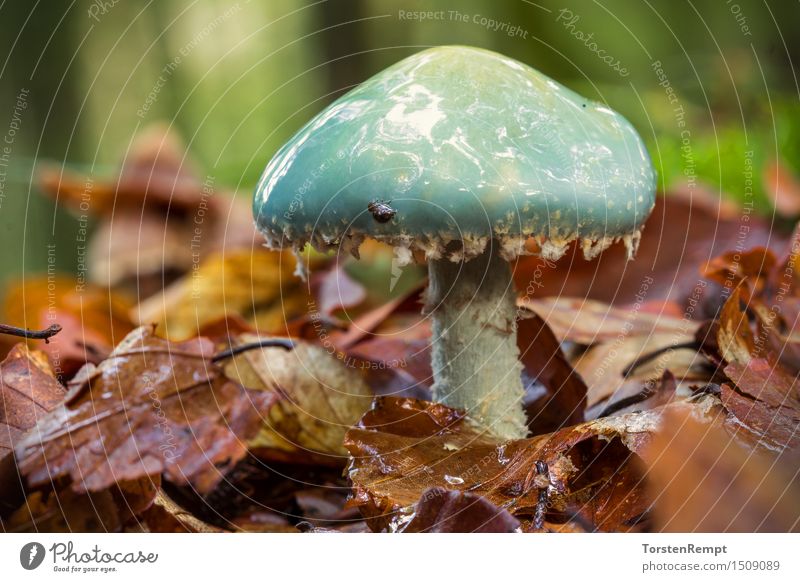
[
  {"xmin": 517, "ymin": 313, "xmax": 587, "ymax": 434},
  {"xmin": 0, "ymin": 345, "xmax": 66, "ymax": 462},
  {"xmin": 344, "ymin": 395, "xmax": 722, "ymax": 533},
  {"xmin": 575, "ymin": 332, "xmax": 707, "ymax": 413},
  {"xmin": 17, "ymin": 326, "xmax": 277, "ymax": 494},
  {"xmin": 3, "ymin": 277, "xmax": 135, "ymax": 379},
  {"xmin": 3, "ymin": 478, "xmax": 157, "ymax": 533},
  {"xmin": 136, "ymin": 489, "xmax": 222, "ymax": 533},
  {"xmin": 764, "ymin": 158, "xmax": 800, "ymax": 219},
  {"xmin": 315, "ymin": 263, "xmax": 367, "ymax": 318},
  {"xmin": 646, "ymin": 408, "xmax": 800, "ymax": 532},
  {"xmin": 400, "ymin": 487, "xmax": 520, "ymax": 533},
  {"xmin": 519, "ymin": 296, "xmax": 698, "ymax": 345},
  {"xmin": 224, "ymin": 337, "xmax": 373, "ymax": 463},
  {"xmin": 513, "ymin": 190, "xmax": 782, "ymax": 309},
  {"xmin": 39, "ymin": 124, "xmax": 259, "ymax": 292},
  {"xmin": 719, "ymin": 384, "xmax": 800, "ymax": 452},
  {"xmin": 135, "ymin": 249, "xmax": 309, "ymax": 340},
  {"xmin": 0, "ymin": 345, "xmax": 66, "ymax": 513}
]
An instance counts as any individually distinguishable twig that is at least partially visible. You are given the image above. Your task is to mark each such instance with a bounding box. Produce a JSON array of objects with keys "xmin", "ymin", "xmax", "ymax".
[
  {"xmin": 596, "ymin": 381, "xmax": 658, "ymax": 418},
  {"xmin": 211, "ymin": 338, "xmax": 295, "ymax": 363},
  {"xmin": 621, "ymin": 340, "xmax": 696, "ymax": 378},
  {"xmin": 0, "ymin": 323, "xmax": 62, "ymax": 343}
]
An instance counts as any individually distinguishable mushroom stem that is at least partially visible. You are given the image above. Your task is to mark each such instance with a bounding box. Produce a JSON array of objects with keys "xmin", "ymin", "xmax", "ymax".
[{"xmin": 426, "ymin": 243, "xmax": 529, "ymax": 441}]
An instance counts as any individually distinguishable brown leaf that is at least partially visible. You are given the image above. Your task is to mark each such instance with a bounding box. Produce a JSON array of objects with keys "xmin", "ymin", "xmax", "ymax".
[
  {"xmin": 39, "ymin": 124, "xmax": 259, "ymax": 291},
  {"xmin": 719, "ymin": 384, "xmax": 800, "ymax": 452},
  {"xmin": 764, "ymin": 158, "xmax": 800, "ymax": 219},
  {"xmin": 0, "ymin": 345, "xmax": 67, "ymax": 513},
  {"xmin": 646, "ymin": 408, "xmax": 800, "ymax": 532},
  {"xmin": 344, "ymin": 395, "xmax": 723, "ymax": 533},
  {"xmin": 3, "ymin": 277, "xmax": 135, "ymax": 379},
  {"xmin": 715, "ymin": 285, "xmax": 757, "ymax": 365},
  {"xmin": 703, "ymin": 247, "xmax": 776, "ymax": 301},
  {"xmin": 137, "ymin": 489, "xmax": 222, "ymax": 533},
  {"xmin": 513, "ymin": 190, "xmax": 782, "ymax": 308},
  {"xmin": 3, "ymin": 478, "xmax": 157, "ymax": 533},
  {"xmin": 517, "ymin": 314, "xmax": 587, "ymax": 434},
  {"xmin": 223, "ymin": 337, "xmax": 373, "ymax": 463},
  {"xmin": 724, "ymin": 359, "xmax": 799, "ymax": 410},
  {"xmin": 0, "ymin": 345, "xmax": 65, "ymax": 462},
  {"xmin": 135, "ymin": 249, "xmax": 309, "ymax": 340},
  {"xmin": 576, "ymin": 332, "xmax": 707, "ymax": 414},
  {"xmin": 17, "ymin": 326, "xmax": 276, "ymax": 494},
  {"xmin": 315, "ymin": 263, "xmax": 367, "ymax": 317},
  {"xmin": 347, "ymin": 337, "xmax": 432, "ymax": 400},
  {"xmin": 520, "ymin": 297, "xmax": 697, "ymax": 345},
  {"xmin": 401, "ymin": 487, "xmax": 520, "ymax": 533}
]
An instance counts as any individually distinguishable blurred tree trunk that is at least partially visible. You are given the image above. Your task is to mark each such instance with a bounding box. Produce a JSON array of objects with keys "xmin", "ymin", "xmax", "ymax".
[{"xmin": 319, "ymin": 0, "xmax": 369, "ymax": 98}]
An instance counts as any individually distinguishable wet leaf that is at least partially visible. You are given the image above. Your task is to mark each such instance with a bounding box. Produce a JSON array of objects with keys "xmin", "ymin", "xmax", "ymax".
[
  {"xmin": 17, "ymin": 326, "xmax": 277, "ymax": 494},
  {"xmin": 0, "ymin": 345, "xmax": 67, "ymax": 512},
  {"xmin": 223, "ymin": 336, "xmax": 373, "ymax": 463},
  {"xmin": 400, "ymin": 487, "xmax": 520, "ymax": 533},
  {"xmin": 344, "ymin": 395, "xmax": 722, "ymax": 533}
]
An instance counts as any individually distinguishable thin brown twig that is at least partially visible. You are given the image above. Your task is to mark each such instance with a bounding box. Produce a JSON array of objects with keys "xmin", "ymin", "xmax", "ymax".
[
  {"xmin": 0, "ymin": 323, "xmax": 62, "ymax": 343},
  {"xmin": 211, "ymin": 338, "xmax": 296, "ymax": 363}
]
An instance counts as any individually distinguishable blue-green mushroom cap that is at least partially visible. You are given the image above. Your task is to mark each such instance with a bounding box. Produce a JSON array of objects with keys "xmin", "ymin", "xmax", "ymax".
[{"xmin": 254, "ymin": 46, "xmax": 656, "ymax": 263}]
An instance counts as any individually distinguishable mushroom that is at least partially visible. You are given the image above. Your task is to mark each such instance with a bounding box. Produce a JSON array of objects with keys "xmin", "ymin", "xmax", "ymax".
[{"xmin": 253, "ymin": 46, "xmax": 656, "ymax": 440}]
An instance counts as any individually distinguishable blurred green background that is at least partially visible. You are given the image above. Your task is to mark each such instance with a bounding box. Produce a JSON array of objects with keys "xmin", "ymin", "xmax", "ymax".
[{"xmin": 0, "ymin": 0, "xmax": 797, "ymax": 284}]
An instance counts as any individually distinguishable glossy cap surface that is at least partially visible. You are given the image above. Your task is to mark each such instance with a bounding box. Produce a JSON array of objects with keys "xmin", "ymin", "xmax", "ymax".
[{"xmin": 254, "ymin": 46, "xmax": 656, "ymax": 261}]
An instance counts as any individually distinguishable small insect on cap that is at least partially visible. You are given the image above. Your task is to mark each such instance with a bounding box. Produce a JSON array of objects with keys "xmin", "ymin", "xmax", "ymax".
[{"xmin": 253, "ymin": 45, "xmax": 656, "ymax": 264}]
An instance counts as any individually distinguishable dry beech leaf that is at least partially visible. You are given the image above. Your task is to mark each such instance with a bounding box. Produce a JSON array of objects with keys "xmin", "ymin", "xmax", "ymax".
[
  {"xmin": 17, "ymin": 326, "xmax": 277, "ymax": 494},
  {"xmin": 344, "ymin": 395, "xmax": 723, "ymax": 533},
  {"xmin": 135, "ymin": 249, "xmax": 308, "ymax": 340},
  {"xmin": 400, "ymin": 487, "xmax": 520, "ymax": 533},
  {"xmin": 646, "ymin": 408, "xmax": 800, "ymax": 532},
  {"xmin": 519, "ymin": 297, "xmax": 698, "ymax": 345},
  {"xmin": 224, "ymin": 336, "xmax": 373, "ymax": 463},
  {"xmin": 703, "ymin": 247, "xmax": 776, "ymax": 301}
]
